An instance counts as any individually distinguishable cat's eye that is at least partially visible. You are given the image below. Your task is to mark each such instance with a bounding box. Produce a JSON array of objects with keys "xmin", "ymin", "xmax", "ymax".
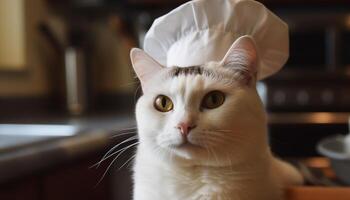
[
  {"xmin": 201, "ymin": 91, "xmax": 225, "ymax": 109},
  {"xmin": 154, "ymin": 95, "xmax": 174, "ymax": 112}
]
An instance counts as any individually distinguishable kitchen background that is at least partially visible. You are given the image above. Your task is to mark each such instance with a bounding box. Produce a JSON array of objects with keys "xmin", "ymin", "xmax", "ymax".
[{"xmin": 0, "ymin": 0, "xmax": 350, "ymax": 200}]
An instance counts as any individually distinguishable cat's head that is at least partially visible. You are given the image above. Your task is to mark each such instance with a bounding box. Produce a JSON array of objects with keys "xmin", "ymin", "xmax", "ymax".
[{"xmin": 131, "ymin": 36, "xmax": 268, "ymax": 167}]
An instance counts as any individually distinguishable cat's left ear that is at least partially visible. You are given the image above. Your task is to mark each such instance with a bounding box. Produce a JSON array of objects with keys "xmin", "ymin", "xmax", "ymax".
[
  {"xmin": 130, "ymin": 48, "xmax": 164, "ymax": 91},
  {"xmin": 221, "ymin": 35, "xmax": 258, "ymax": 82}
]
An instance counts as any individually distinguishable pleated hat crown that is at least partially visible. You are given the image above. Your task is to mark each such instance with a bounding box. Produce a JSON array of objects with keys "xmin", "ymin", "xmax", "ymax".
[{"xmin": 144, "ymin": 0, "xmax": 289, "ymax": 80}]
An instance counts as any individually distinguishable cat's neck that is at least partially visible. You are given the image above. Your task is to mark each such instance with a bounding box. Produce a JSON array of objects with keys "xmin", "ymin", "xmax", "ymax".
[
  {"xmin": 139, "ymin": 143, "xmax": 272, "ymax": 177},
  {"xmin": 135, "ymin": 145, "xmax": 279, "ymax": 199},
  {"xmin": 177, "ymin": 150, "xmax": 271, "ymax": 176}
]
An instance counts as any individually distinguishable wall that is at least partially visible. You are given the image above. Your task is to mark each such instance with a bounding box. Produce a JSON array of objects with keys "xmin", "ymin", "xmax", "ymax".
[
  {"xmin": 91, "ymin": 22, "xmax": 136, "ymax": 95},
  {"xmin": 0, "ymin": 0, "xmax": 26, "ymax": 70},
  {"xmin": 0, "ymin": 0, "xmax": 135, "ymax": 98},
  {"xmin": 0, "ymin": 0, "xmax": 50, "ymax": 97}
]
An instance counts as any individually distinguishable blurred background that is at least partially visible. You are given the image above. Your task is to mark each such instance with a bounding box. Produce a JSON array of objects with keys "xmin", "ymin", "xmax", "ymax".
[{"xmin": 0, "ymin": 0, "xmax": 350, "ymax": 199}]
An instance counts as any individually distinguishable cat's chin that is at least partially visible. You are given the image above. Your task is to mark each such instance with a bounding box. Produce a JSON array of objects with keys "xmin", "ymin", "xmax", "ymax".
[
  {"xmin": 165, "ymin": 142, "xmax": 207, "ymax": 161},
  {"xmin": 170, "ymin": 141, "xmax": 202, "ymax": 149}
]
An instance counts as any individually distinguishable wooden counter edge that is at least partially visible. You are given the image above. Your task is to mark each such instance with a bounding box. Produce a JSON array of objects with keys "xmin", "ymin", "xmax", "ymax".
[{"xmin": 286, "ymin": 186, "xmax": 350, "ymax": 200}]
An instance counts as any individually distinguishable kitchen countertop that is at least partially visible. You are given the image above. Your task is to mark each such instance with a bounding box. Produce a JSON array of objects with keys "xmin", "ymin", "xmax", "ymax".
[{"xmin": 0, "ymin": 110, "xmax": 136, "ymax": 184}]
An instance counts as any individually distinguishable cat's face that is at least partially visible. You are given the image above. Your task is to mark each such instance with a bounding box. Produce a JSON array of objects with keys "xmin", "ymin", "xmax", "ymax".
[{"xmin": 131, "ymin": 36, "xmax": 268, "ymax": 167}]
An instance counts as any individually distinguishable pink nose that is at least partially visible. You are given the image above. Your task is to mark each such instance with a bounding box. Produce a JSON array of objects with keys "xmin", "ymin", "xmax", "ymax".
[{"xmin": 176, "ymin": 122, "xmax": 197, "ymax": 136}]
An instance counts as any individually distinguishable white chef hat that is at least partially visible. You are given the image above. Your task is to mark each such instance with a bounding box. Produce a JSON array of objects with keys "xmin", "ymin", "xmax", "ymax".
[{"xmin": 143, "ymin": 0, "xmax": 288, "ymax": 80}]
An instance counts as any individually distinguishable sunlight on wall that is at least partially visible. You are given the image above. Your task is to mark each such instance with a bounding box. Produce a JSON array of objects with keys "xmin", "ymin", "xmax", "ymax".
[{"xmin": 0, "ymin": 0, "xmax": 26, "ymax": 70}]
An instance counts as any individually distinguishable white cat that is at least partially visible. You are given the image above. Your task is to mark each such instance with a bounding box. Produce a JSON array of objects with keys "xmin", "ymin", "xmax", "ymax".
[{"xmin": 130, "ymin": 35, "xmax": 303, "ymax": 200}]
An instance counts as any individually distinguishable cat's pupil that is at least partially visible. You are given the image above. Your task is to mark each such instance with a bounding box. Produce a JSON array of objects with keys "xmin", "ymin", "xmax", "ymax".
[
  {"xmin": 201, "ymin": 91, "xmax": 225, "ymax": 109},
  {"xmin": 162, "ymin": 97, "xmax": 167, "ymax": 108},
  {"xmin": 211, "ymin": 95, "xmax": 217, "ymax": 104}
]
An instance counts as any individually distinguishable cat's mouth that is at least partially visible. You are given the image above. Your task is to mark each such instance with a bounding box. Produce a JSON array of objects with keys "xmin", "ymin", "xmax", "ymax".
[{"xmin": 170, "ymin": 140, "xmax": 203, "ymax": 150}]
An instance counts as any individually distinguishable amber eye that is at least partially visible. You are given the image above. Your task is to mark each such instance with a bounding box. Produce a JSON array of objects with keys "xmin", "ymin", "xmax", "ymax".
[
  {"xmin": 154, "ymin": 95, "xmax": 174, "ymax": 112},
  {"xmin": 201, "ymin": 91, "xmax": 225, "ymax": 109}
]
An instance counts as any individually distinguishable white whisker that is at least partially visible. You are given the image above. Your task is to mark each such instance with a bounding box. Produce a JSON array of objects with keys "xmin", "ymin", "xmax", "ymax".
[
  {"xmin": 94, "ymin": 141, "xmax": 139, "ymax": 187},
  {"xmin": 92, "ymin": 136, "xmax": 138, "ymax": 168},
  {"xmin": 118, "ymin": 154, "xmax": 136, "ymax": 170},
  {"xmin": 110, "ymin": 131, "xmax": 137, "ymax": 139}
]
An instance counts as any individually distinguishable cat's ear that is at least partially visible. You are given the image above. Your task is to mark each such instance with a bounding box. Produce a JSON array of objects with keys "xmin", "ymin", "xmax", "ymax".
[
  {"xmin": 221, "ymin": 35, "xmax": 258, "ymax": 83},
  {"xmin": 130, "ymin": 48, "xmax": 164, "ymax": 90}
]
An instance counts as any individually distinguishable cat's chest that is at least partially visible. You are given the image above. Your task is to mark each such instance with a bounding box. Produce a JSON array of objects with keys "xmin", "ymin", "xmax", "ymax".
[
  {"xmin": 166, "ymin": 168, "xmax": 238, "ymax": 199},
  {"xmin": 161, "ymin": 168, "xmax": 278, "ymax": 200}
]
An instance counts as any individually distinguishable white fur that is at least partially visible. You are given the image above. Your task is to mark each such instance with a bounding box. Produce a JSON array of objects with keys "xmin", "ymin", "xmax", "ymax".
[
  {"xmin": 130, "ymin": 36, "xmax": 302, "ymax": 200},
  {"xmin": 132, "ymin": 71, "xmax": 302, "ymax": 200}
]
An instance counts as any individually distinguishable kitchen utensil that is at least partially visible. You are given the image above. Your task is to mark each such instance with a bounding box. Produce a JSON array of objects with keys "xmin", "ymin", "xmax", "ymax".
[{"xmin": 317, "ymin": 116, "xmax": 350, "ymax": 185}]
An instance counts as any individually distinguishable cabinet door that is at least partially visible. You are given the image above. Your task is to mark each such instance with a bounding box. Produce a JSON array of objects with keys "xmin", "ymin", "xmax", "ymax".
[
  {"xmin": 0, "ymin": 177, "xmax": 40, "ymax": 200},
  {"xmin": 42, "ymin": 156, "xmax": 111, "ymax": 200}
]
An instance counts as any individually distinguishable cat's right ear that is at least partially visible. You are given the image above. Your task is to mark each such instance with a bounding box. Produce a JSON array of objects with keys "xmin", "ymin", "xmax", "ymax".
[
  {"xmin": 220, "ymin": 35, "xmax": 258, "ymax": 84},
  {"xmin": 130, "ymin": 48, "xmax": 164, "ymax": 91}
]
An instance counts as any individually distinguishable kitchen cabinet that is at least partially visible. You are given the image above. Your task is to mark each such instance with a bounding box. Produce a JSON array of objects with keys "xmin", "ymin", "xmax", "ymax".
[
  {"xmin": 0, "ymin": 178, "xmax": 40, "ymax": 200},
  {"xmin": 42, "ymin": 156, "xmax": 111, "ymax": 200},
  {"xmin": 0, "ymin": 150, "xmax": 125, "ymax": 200}
]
